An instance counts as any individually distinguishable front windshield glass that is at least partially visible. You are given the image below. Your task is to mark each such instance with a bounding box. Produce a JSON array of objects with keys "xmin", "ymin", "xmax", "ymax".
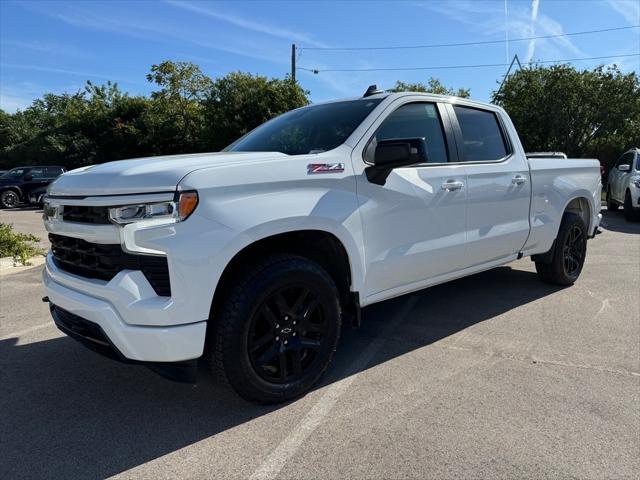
[
  {"xmin": 1, "ymin": 168, "xmax": 27, "ymax": 179},
  {"xmin": 226, "ymin": 99, "xmax": 383, "ymax": 155}
]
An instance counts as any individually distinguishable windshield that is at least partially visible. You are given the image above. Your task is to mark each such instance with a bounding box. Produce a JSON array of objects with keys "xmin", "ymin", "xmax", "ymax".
[
  {"xmin": 226, "ymin": 99, "xmax": 383, "ymax": 155},
  {"xmin": 0, "ymin": 168, "xmax": 28, "ymax": 179}
]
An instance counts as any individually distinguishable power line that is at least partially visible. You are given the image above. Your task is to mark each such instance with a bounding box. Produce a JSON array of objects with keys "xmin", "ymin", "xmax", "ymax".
[
  {"xmin": 297, "ymin": 53, "xmax": 640, "ymax": 74},
  {"xmin": 298, "ymin": 25, "xmax": 639, "ymax": 51}
]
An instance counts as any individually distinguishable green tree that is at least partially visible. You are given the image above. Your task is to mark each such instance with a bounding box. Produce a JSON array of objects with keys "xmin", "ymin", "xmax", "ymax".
[
  {"xmin": 146, "ymin": 61, "xmax": 213, "ymax": 153},
  {"xmin": 493, "ymin": 64, "xmax": 640, "ymax": 170},
  {"xmin": 0, "ymin": 62, "xmax": 310, "ymax": 169},
  {"xmin": 389, "ymin": 78, "xmax": 471, "ymax": 98},
  {"xmin": 203, "ymin": 72, "xmax": 309, "ymax": 150}
]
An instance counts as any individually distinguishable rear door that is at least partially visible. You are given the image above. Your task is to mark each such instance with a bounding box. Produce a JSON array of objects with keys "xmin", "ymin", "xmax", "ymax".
[
  {"xmin": 352, "ymin": 99, "xmax": 468, "ymax": 299},
  {"xmin": 448, "ymin": 104, "xmax": 531, "ymax": 266}
]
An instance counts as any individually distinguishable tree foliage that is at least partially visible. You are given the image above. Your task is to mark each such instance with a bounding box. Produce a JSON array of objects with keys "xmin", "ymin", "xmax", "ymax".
[
  {"xmin": 0, "ymin": 61, "xmax": 309, "ymax": 169},
  {"xmin": 389, "ymin": 78, "xmax": 471, "ymax": 98},
  {"xmin": 493, "ymin": 64, "xmax": 640, "ymax": 170},
  {"xmin": 203, "ymin": 72, "xmax": 309, "ymax": 151}
]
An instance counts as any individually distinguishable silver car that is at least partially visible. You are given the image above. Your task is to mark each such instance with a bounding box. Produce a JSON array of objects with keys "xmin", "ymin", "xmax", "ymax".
[{"xmin": 606, "ymin": 148, "xmax": 640, "ymax": 221}]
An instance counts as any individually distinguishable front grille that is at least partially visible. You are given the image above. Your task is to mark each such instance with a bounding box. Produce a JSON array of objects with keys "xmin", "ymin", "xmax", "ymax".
[
  {"xmin": 49, "ymin": 233, "xmax": 171, "ymax": 296},
  {"xmin": 62, "ymin": 205, "xmax": 110, "ymax": 224}
]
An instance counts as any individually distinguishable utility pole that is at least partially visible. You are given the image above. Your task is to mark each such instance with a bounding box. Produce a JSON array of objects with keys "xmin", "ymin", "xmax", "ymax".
[{"xmin": 291, "ymin": 44, "xmax": 296, "ymax": 82}]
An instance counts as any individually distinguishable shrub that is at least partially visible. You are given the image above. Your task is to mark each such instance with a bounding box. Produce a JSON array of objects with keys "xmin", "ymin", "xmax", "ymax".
[{"xmin": 0, "ymin": 223, "xmax": 45, "ymax": 265}]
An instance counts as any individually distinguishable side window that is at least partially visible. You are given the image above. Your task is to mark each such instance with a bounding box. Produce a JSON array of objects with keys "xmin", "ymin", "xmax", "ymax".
[
  {"xmin": 615, "ymin": 153, "xmax": 632, "ymax": 168},
  {"xmin": 453, "ymin": 106, "xmax": 508, "ymax": 162},
  {"xmin": 29, "ymin": 168, "xmax": 45, "ymax": 179},
  {"xmin": 373, "ymin": 103, "xmax": 449, "ymax": 164},
  {"xmin": 45, "ymin": 167, "xmax": 63, "ymax": 177}
]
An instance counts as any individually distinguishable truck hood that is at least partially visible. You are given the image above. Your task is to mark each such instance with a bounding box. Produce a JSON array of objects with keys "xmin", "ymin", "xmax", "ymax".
[{"xmin": 47, "ymin": 152, "xmax": 287, "ymax": 196}]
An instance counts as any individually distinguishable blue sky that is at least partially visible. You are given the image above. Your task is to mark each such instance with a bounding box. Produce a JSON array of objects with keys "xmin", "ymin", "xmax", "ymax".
[{"xmin": 1, "ymin": 0, "xmax": 639, "ymax": 112}]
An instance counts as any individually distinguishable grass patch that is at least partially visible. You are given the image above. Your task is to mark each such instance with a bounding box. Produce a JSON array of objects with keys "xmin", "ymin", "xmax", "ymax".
[{"xmin": 0, "ymin": 223, "xmax": 45, "ymax": 265}]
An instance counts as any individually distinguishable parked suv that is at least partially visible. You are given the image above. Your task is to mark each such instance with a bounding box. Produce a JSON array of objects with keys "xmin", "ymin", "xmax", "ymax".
[
  {"xmin": 0, "ymin": 166, "xmax": 66, "ymax": 208},
  {"xmin": 42, "ymin": 90, "xmax": 601, "ymax": 403},
  {"xmin": 606, "ymin": 148, "xmax": 640, "ymax": 221}
]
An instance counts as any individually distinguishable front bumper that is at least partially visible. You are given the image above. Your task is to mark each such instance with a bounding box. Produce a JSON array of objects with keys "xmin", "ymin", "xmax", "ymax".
[
  {"xmin": 48, "ymin": 303, "xmax": 199, "ymax": 382},
  {"xmin": 43, "ymin": 263, "xmax": 207, "ymax": 363}
]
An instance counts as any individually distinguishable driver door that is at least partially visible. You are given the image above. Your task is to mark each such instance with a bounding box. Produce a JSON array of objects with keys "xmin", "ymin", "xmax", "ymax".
[{"xmin": 352, "ymin": 100, "xmax": 468, "ymax": 300}]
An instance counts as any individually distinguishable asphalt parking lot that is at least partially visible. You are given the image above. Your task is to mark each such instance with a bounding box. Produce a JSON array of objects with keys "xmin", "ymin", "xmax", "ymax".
[{"xmin": 1, "ymin": 208, "xmax": 638, "ymax": 479}]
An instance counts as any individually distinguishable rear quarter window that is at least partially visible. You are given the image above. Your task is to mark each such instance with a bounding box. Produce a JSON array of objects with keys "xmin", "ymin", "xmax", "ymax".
[{"xmin": 453, "ymin": 106, "xmax": 509, "ymax": 162}]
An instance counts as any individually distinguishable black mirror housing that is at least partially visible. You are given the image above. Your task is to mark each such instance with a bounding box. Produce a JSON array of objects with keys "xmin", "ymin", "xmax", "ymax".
[
  {"xmin": 366, "ymin": 137, "xmax": 428, "ymax": 185},
  {"xmin": 23, "ymin": 174, "xmax": 33, "ymax": 181}
]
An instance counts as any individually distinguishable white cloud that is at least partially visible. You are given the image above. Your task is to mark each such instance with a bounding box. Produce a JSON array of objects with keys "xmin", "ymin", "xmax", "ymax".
[
  {"xmin": 1, "ymin": 40, "xmax": 88, "ymax": 58},
  {"xmin": 1, "ymin": 63, "xmax": 115, "ymax": 80},
  {"xmin": 20, "ymin": 2, "xmax": 288, "ymax": 66},
  {"xmin": 0, "ymin": 93, "xmax": 32, "ymax": 113},
  {"xmin": 164, "ymin": 0, "xmax": 327, "ymax": 48},
  {"xmin": 420, "ymin": 0, "xmax": 588, "ymax": 63},
  {"xmin": 525, "ymin": 0, "xmax": 541, "ymax": 63},
  {"xmin": 605, "ymin": 0, "xmax": 640, "ymax": 25}
]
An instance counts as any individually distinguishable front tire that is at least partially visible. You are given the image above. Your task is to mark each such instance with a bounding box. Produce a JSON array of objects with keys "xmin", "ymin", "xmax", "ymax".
[
  {"xmin": 623, "ymin": 190, "xmax": 640, "ymax": 222},
  {"xmin": 0, "ymin": 190, "xmax": 20, "ymax": 209},
  {"xmin": 535, "ymin": 212, "xmax": 587, "ymax": 286},
  {"xmin": 606, "ymin": 189, "xmax": 618, "ymax": 211},
  {"xmin": 208, "ymin": 255, "xmax": 341, "ymax": 403}
]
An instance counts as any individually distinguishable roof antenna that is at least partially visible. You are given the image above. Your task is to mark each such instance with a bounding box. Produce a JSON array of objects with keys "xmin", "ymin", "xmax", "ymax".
[{"xmin": 363, "ymin": 85, "xmax": 383, "ymax": 98}]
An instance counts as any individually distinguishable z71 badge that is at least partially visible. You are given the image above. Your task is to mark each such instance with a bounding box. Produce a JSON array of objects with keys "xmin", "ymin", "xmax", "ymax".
[{"xmin": 307, "ymin": 163, "xmax": 345, "ymax": 174}]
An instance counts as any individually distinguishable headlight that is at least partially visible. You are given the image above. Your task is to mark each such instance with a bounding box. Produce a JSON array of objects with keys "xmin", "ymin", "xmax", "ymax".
[
  {"xmin": 43, "ymin": 200, "xmax": 59, "ymax": 221},
  {"xmin": 108, "ymin": 191, "xmax": 198, "ymax": 225}
]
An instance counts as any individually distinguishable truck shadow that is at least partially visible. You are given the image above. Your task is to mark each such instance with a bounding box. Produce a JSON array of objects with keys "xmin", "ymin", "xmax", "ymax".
[
  {"xmin": 0, "ymin": 265, "xmax": 562, "ymax": 479},
  {"xmin": 600, "ymin": 208, "xmax": 640, "ymax": 234}
]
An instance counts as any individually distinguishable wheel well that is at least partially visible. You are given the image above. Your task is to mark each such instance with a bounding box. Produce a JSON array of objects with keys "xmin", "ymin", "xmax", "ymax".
[
  {"xmin": 209, "ymin": 230, "xmax": 358, "ymax": 328},
  {"xmin": 1, "ymin": 187, "xmax": 21, "ymax": 196},
  {"xmin": 565, "ymin": 197, "xmax": 591, "ymax": 229}
]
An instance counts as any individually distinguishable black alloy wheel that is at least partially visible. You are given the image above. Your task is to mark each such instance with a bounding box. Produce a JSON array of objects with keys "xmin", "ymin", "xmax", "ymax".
[
  {"xmin": 248, "ymin": 285, "xmax": 328, "ymax": 384},
  {"xmin": 562, "ymin": 224, "xmax": 585, "ymax": 278},
  {"xmin": 535, "ymin": 212, "xmax": 587, "ymax": 286},
  {"xmin": 209, "ymin": 255, "xmax": 341, "ymax": 403},
  {"xmin": 1, "ymin": 190, "xmax": 19, "ymax": 209}
]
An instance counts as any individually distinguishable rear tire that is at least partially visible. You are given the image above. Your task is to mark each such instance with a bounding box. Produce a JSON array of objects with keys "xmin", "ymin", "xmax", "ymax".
[
  {"xmin": 535, "ymin": 212, "xmax": 587, "ymax": 286},
  {"xmin": 208, "ymin": 255, "xmax": 341, "ymax": 404},
  {"xmin": 0, "ymin": 190, "xmax": 19, "ymax": 209},
  {"xmin": 623, "ymin": 190, "xmax": 640, "ymax": 222},
  {"xmin": 606, "ymin": 189, "xmax": 618, "ymax": 211}
]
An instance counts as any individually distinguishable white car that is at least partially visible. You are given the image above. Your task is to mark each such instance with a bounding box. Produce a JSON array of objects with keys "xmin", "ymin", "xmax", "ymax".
[
  {"xmin": 606, "ymin": 148, "xmax": 640, "ymax": 221},
  {"xmin": 41, "ymin": 89, "xmax": 602, "ymax": 403}
]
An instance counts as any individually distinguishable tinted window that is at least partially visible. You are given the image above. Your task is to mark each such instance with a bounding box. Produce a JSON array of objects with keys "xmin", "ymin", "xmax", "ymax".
[
  {"xmin": 619, "ymin": 152, "xmax": 634, "ymax": 167},
  {"xmin": 373, "ymin": 103, "xmax": 448, "ymax": 164},
  {"xmin": 1, "ymin": 168, "xmax": 27, "ymax": 179},
  {"xmin": 453, "ymin": 106, "xmax": 508, "ymax": 161},
  {"xmin": 29, "ymin": 168, "xmax": 45, "ymax": 179},
  {"xmin": 227, "ymin": 99, "xmax": 382, "ymax": 155},
  {"xmin": 45, "ymin": 167, "xmax": 63, "ymax": 177}
]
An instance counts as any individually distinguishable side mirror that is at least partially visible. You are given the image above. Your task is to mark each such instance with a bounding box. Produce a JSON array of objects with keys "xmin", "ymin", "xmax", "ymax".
[
  {"xmin": 366, "ymin": 137, "xmax": 428, "ymax": 185},
  {"xmin": 23, "ymin": 174, "xmax": 33, "ymax": 181},
  {"xmin": 618, "ymin": 164, "xmax": 631, "ymax": 172}
]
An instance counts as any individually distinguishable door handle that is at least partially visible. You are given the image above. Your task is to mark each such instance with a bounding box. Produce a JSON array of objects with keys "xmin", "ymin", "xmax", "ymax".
[
  {"xmin": 512, "ymin": 175, "xmax": 527, "ymax": 185},
  {"xmin": 441, "ymin": 180, "xmax": 464, "ymax": 191}
]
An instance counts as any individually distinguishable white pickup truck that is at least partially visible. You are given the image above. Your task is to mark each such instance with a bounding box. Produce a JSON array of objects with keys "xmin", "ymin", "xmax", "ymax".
[{"xmin": 42, "ymin": 89, "xmax": 602, "ymax": 403}]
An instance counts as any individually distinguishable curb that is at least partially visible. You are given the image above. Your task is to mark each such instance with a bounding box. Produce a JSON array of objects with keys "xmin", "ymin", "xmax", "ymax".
[{"xmin": 0, "ymin": 255, "xmax": 46, "ymax": 275}]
